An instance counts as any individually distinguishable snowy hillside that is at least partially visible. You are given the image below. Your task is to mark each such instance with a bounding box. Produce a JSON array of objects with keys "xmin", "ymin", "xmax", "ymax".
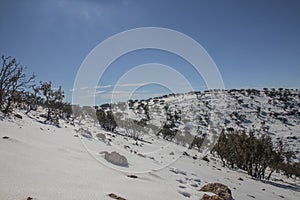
[
  {"xmin": 1, "ymin": 89, "xmax": 299, "ymax": 200},
  {"xmin": 106, "ymin": 89, "xmax": 300, "ymax": 160}
]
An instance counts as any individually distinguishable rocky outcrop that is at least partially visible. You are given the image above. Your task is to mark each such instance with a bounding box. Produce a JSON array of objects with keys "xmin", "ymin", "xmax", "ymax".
[{"xmin": 200, "ymin": 183, "xmax": 233, "ymax": 200}]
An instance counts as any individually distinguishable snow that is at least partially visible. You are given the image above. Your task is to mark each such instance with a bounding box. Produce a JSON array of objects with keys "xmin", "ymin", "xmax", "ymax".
[
  {"xmin": 111, "ymin": 90, "xmax": 300, "ymax": 160},
  {"xmin": 0, "ymin": 110, "xmax": 299, "ymax": 200}
]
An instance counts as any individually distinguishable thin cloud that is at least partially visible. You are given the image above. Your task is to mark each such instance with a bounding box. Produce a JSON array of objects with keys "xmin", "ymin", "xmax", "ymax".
[
  {"xmin": 70, "ymin": 85, "xmax": 112, "ymax": 92},
  {"xmin": 95, "ymin": 85, "xmax": 113, "ymax": 89},
  {"xmin": 94, "ymin": 90, "xmax": 106, "ymax": 94},
  {"xmin": 115, "ymin": 82, "xmax": 150, "ymax": 87}
]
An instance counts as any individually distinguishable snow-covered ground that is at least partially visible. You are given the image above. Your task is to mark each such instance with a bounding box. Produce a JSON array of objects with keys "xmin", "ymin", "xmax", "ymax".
[
  {"xmin": 110, "ymin": 90, "xmax": 300, "ymax": 160},
  {"xmin": 0, "ymin": 111, "xmax": 299, "ymax": 200}
]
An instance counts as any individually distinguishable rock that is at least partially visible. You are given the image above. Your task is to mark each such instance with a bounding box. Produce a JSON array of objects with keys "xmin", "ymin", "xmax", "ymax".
[
  {"xmin": 108, "ymin": 193, "xmax": 118, "ymax": 198},
  {"xmin": 238, "ymin": 177, "xmax": 243, "ymax": 181},
  {"xmin": 2, "ymin": 136, "xmax": 9, "ymax": 139},
  {"xmin": 183, "ymin": 151, "xmax": 190, "ymax": 156},
  {"xmin": 14, "ymin": 113, "xmax": 22, "ymax": 119},
  {"xmin": 200, "ymin": 183, "xmax": 233, "ymax": 200},
  {"xmin": 108, "ymin": 193, "xmax": 126, "ymax": 200},
  {"xmin": 78, "ymin": 128, "xmax": 93, "ymax": 139},
  {"xmin": 96, "ymin": 133, "xmax": 106, "ymax": 141},
  {"xmin": 104, "ymin": 151, "xmax": 128, "ymax": 167},
  {"xmin": 201, "ymin": 194, "xmax": 223, "ymax": 200},
  {"xmin": 202, "ymin": 155, "xmax": 210, "ymax": 162},
  {"xmin": 124, "ymin": 145, "xmax": 131, "ymax": 149},
  {"xmin": 127, "ymin": 174, "xmax": 138, "ymax": 179}
]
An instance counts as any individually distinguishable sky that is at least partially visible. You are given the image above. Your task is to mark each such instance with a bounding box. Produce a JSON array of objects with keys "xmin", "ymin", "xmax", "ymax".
[{"xmin": 0, "ymin": 0, "xmax": 300, "ymax": 104}]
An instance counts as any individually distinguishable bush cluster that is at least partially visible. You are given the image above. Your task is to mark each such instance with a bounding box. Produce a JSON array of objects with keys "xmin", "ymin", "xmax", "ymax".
[{"xmin": 212, "ymin": 130, "xmax": 299, "ymax": 179}]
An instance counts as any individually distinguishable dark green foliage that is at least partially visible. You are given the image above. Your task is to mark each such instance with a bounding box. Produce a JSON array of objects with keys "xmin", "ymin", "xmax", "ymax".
[
  {"xmin": 96, "ymin": 109, "xmax": 117, "ymax": 132},
  {"xmin": 158, "ymin": 104, "xmax": 182, "ymax": 140},
  {"xmin": 159, "ymin": 124, "xmax": 177, "ymax": 140},
  {"xmin": 189, "ymin": 136, "xmax": 205, "ymax": 150},
  {"xmin": 212, "ymin": 130, "xmax": 299, "ymax": 179}
]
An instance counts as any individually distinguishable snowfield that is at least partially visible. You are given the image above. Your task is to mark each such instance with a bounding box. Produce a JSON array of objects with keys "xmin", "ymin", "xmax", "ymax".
[{"xmin": 0, "ymin": 111, "xmax": 299, "ymax": 200}]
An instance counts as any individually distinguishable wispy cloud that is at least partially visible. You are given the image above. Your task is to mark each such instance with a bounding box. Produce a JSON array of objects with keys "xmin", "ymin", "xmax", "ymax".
[
  {"xmin": 115, "ymin": 82, "xmax": 150, "ymax": 87},
  {"xmin": 70, "ymin": 85, "xmax": 112, "ymax": 92},
  {"xmin": 95, "ymin": 85, "xmax": 113, "ymax": 89},
  {"xmin": 94, "ymin": 90, "xmax": 106, "ymax": 94}
]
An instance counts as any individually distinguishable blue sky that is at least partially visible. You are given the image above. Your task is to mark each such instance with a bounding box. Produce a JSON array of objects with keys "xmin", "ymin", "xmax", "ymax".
[{"xmin": 0, "ymin": 0, "xmax": 300, "ymax": 104}]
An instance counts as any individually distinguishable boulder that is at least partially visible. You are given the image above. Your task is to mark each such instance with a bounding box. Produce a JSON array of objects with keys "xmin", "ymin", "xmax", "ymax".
[
  {"xmin": 200, "ymin": 183, "xmax": 233, "ymax": 200},
  {"xmin": 103, "ymin": 151, "xmax": 128, "ymax": 167}
]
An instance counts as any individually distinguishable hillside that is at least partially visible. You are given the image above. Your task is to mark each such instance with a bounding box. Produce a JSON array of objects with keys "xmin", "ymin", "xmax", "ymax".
[
  {"xmin": 104, "ymin": 89, "xmax": 299, "ymax": 161},
  {"xmin": 0, "ymin": 110, "xmax": 299, "ymax": 200}
]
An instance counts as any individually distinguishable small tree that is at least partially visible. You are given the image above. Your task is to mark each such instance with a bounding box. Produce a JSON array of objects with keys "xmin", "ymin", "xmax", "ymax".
[
  {"xmin": 25, "ymin": 84, "xmax": 40, "ymax": 114},
  {"xmin": 212, "ymin": 130, "xmax": 297, "ymax": 180},
  {"xmin": 96, "ymin": 109, "xmax": 117, "ymax": 132},
  {"xmin": 40, "ymin": 81, "xmax": 64, "ymax": 123},
  {"xmin": 0, "ymin": 56, "xmax": 35, "ymax": 114},
  {"xmin": 40, "ymin": 81, "xmax": 52, "ymax": 120}
]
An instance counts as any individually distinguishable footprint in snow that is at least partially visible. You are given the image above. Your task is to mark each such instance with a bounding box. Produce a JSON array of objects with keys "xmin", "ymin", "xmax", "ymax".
[
  {"xmin": 178, "ymin": 170, "xmax": 187, "ymax": 176},
  {"xmin": 177, "ymin": 179, "xmax": 187, "ymax": 184},
  {"xmin": 190, "ymin": 183, "xmax": 198, "ymax": 187},
  {"xmin": 177, "ymin": 189, "xmax": 191, "ymax": 198},
  {"xmin": 193, "ymin": 178, "xmax": 201, "ymax": 183}
]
